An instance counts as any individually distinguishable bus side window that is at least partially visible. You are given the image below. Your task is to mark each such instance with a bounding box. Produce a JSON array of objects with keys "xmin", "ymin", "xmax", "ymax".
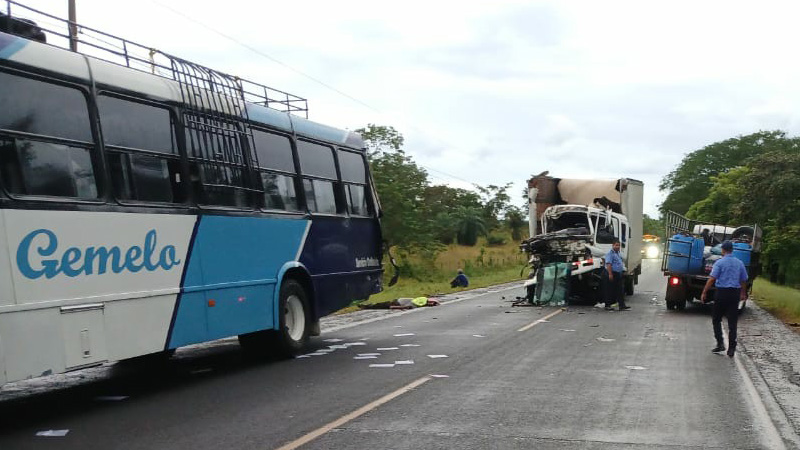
[
  {"xmin": 183, "ymin": 114, "xmax": 252, "ymax": 208},
  {"xmin": 0, "ymin": 70, "xmax": 98, "ymax": 199},
  {"xmin": 337, "ymin": 149, "xmax": 370, "ymax": 216},
  {"xmin": 297, "ymin": 140, "xmax": 340, "ymax": 214},
  {"xmin": 252, "ymin": 130, "xmax": 300, "ymax": 212},
  {"xmin": 98, "ymin": 95, "xmax": 182, "ymax": 204}
]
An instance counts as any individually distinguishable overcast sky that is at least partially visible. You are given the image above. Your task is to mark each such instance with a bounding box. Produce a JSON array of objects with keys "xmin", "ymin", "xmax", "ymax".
[{"xmin": 22, "ymin": 0, "xmax": 800, "ymax": 216}]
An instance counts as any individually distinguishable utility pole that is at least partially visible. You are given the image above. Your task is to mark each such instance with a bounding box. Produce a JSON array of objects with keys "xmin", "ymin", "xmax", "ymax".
[{"xmin": 68, "ymin": 0, "xmax": 77, "ymax": 52}]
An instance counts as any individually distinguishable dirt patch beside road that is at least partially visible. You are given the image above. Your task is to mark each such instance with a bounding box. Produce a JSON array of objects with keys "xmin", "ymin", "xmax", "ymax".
[{"xmin": 739, "ymin": 301, "xmax": 800, "ymax": 444}]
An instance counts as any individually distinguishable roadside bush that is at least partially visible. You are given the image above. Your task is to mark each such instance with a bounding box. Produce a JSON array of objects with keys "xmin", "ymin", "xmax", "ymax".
[{"xmin": 487, "ymin": 233, "xmax": 506, "ymax": 246}]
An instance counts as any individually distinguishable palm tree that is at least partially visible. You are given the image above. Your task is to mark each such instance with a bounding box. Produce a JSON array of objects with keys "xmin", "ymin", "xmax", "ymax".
[{"xmin": 454, "ymin": 207, "xmax": 486, "ymax": 246}]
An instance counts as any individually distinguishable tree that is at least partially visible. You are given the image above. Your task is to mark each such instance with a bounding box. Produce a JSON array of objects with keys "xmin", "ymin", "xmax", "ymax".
[
  {"xmin": 356, "ymin": 124, "xmax": 404, "ymax": 157},
  {"xmin": 686, "ymin": 167, "xmax": 750, "ymax": 224},
  {"xmin": 358, "ymin": 125, "xmax": 432, "ymax": 249},
  {"xmin": 642, "ymin": 214, "xmax": 664, "ymax": 238},
  {"xmin": 423, "ymin": 185, "xmax": 483, "ymax": 244},
  {"xmin": 685, "ymin": 145, "xmax": 800, "ymax": 285},
  {"xmin": 453, "ymin": 207, "xmax": 486, "ymax": 246},
  {"xmin": 659, "ymin": 130, "xmax": 798, "ymax": 215},
  {"xmin": 476, "ymin": 183, "xmax": 512, "ymax": 230},
  {"xmin": 505, "ymin": 206, "xmax": 527, "ymax": 241}
]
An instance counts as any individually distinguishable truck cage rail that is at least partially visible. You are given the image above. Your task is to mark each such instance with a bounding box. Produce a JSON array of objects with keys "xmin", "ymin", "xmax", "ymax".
[{"xmin": 1, "ymin": 0, "xmax": 309, "ymax": 117}]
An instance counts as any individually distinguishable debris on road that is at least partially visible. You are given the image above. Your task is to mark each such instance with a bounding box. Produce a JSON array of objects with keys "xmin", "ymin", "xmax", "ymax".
[
  {"xmin": 36, "ymin": 430, "xmax": 69, "ymax": 437},
  {"xmin": 94, "ymin": 396, "xmax": 128, "ymax": 402}
]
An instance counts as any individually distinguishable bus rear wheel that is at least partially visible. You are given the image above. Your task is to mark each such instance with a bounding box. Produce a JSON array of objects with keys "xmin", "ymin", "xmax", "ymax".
[{"xmin": 276, "ymin": 279, "xmax": 311, "ymax": 356}]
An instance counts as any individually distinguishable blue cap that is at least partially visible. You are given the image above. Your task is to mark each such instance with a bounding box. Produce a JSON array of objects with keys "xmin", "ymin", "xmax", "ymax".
[{"xmin": 721, "ymin": 240, "xmax": 733, "ymax": 252}]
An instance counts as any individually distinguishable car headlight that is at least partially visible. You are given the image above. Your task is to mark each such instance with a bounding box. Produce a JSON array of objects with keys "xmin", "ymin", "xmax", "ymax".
[{"xmin": 646, "ymin": 246, "xmax": 659, "ymax": 258}]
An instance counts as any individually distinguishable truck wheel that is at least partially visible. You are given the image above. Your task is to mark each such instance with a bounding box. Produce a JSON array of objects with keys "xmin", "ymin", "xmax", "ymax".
[
  {"xmin": 624, "ymin": 276, "xmax": 634, "ymax": 296},
  {"xmin": 665, "ymin": 282, "xmax": 685, "ymax": 311}
]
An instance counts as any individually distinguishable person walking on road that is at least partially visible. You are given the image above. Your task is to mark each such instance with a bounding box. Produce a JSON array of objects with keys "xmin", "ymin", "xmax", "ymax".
[
  {"xmin": 604, "ymin": 239, "xmax": 630, "ymax": 311},
  {"xmin": 701, "ymin": 240, "xmax": 748, "ymax": 357}
]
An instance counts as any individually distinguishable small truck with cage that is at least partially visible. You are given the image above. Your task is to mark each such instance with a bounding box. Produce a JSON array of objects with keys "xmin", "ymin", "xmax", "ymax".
[
  {"xmin": 661, "ymin": 211, "xmax": 761, "ymax": 311},
  {"xmin": 520, "ymin": 174, "xmax": 644, "ymax": 304}
]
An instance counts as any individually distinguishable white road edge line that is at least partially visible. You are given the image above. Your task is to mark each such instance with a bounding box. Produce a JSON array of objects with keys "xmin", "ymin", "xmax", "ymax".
[
  {"xmin": 517, "ymin": 308, "xmax": 564, "ymax": 332},
  {"xmin": 724, "ymin": 330, "xmax": 789, "ymax": 450},
  {"xmin": 273, "ymin": 376, "xmax": 433, "ymax": 450}
]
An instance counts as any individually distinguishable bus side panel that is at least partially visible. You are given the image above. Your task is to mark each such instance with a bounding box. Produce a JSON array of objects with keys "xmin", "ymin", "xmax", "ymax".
[
  {"xmin": 0, "ymin": 309, "xmax": 64, "ymax": 383},
  {"xmin": 5, "ymin": 210, "xmax": 194, "ymax": 307},
  {"xmin": 168, "ymin": 215, "xmax": 310, "ymax": 347},
  {"xmin": 104, "ymin": 295, "xmax": 179, "ymax": 360},
  {"xmin": 0, "ymin": 332, "xmax": 5, "ymax": 385},
  {"xmin": 300, "ymin": 217, "xmax": 383, "ymax": 317},
  {"xmin": 0, "ymin": 208, "xmax": 14, "ymax": 307},
  {"xmin": 3, "ymin": 210, "xmax": 195, "ymax": 378}
]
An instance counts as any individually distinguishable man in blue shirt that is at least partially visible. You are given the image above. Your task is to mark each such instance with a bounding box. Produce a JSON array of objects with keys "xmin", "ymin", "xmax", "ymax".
[
  {"xmin": 604, "ymin": 239, "xmax": 630, "ymax": 311},
  {"xmin": 701, "ymin": 240, "xmax": 748, "ymax": 357},
  {"xmin": 450, "ymin": 269, "xmax": 469, "ymax": 288}
]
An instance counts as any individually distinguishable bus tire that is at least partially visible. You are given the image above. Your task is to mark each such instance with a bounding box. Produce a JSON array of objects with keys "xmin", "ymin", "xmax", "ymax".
[{"xmin": 274, "ymin": 279, "xmax": 311, "ymax": 357}]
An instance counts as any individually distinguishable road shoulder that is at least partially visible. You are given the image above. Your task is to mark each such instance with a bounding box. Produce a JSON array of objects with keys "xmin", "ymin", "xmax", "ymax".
[{"xmin": 739, "ymin": 301, "xmax": 800, "ymax": 446}]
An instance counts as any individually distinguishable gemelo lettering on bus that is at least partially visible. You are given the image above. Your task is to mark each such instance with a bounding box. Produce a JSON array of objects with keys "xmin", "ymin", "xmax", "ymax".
[{"xmin": 16, "ymin": 228, "xmax": 181, "ymax": 279}]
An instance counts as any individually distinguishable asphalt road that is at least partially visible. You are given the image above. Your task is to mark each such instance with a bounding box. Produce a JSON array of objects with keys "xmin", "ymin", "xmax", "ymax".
[{"xmin": 0, "ymin": 259, "xmax": 793, "ymax": 449}]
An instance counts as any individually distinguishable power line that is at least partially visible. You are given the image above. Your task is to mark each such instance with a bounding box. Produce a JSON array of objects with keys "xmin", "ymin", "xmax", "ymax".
[
  {"xmin": 148, "ymin": 0, "xmax": 382, "ymax": 115},
  {"xmin": 146, "ymin": 0, "xmax": 481, "ymax": 189}
]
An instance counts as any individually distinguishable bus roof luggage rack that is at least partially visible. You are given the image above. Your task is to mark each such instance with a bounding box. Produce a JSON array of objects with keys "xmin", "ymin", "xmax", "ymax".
[
  {"xmin": 171, "ymin": 56, "xmax": 264, "ymax": 206},
  {"xmin": 2, "ymin": 0, "xmax": 308, "ymax": 117}
]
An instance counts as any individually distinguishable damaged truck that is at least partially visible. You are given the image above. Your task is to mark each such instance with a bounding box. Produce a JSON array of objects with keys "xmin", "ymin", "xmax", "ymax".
[{"xmin": 520, "ymin": 174, "xmax": 644, "ymax": 305}]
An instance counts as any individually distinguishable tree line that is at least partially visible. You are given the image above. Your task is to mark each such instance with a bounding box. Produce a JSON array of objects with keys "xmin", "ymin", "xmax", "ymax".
[
  {"xmin": 659, "ymin": 130, "xmax": 800, "ymax": 286},
  {"xmin": 357, "ymin": 124, "xmax": 526, "ymax": 252}
]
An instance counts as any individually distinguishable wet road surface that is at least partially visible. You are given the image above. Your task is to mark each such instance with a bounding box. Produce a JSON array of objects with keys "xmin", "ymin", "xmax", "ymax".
[{"xmin": 0, "ymin": 259, "xmax": 796, "ymax": 449}]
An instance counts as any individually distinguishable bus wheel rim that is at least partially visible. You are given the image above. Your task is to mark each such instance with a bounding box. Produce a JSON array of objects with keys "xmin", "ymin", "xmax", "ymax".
[{"xmin": 285, "ymin": 295, "xmax": 305, "ymax": 341}]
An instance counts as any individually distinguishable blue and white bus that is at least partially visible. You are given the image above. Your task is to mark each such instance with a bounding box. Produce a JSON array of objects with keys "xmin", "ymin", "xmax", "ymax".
[{"xmin": 0, "ymin": 2, "xmax": 385, "ymax": 385}]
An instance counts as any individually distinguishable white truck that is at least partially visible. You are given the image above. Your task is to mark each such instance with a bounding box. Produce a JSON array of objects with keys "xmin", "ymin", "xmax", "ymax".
[{"xmin": 520, "ymin": 174, "xmax": 644, "ymax": 304}]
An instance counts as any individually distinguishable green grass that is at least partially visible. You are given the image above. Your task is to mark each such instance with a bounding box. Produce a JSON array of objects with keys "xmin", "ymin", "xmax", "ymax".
[
  {"xmin": 336, "ymin": 265, "xmax": 525, "ymax": 314},
  {"xmin": 752, "ymin": 278, "xmax": 800, "ymax": 325},
  {"xmin": 335, "ymin": 236, "xmax": 528, "ymax": 314}
]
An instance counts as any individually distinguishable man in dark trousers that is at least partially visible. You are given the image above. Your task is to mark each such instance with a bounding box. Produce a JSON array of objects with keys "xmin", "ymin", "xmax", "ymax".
[
  {"xmin": 701, "ymin": 240, "xmax": 748, "ymax": 357},
  {"xmin": 604, "ymin": 239, "xmax": 630, "ymax": 311}
]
